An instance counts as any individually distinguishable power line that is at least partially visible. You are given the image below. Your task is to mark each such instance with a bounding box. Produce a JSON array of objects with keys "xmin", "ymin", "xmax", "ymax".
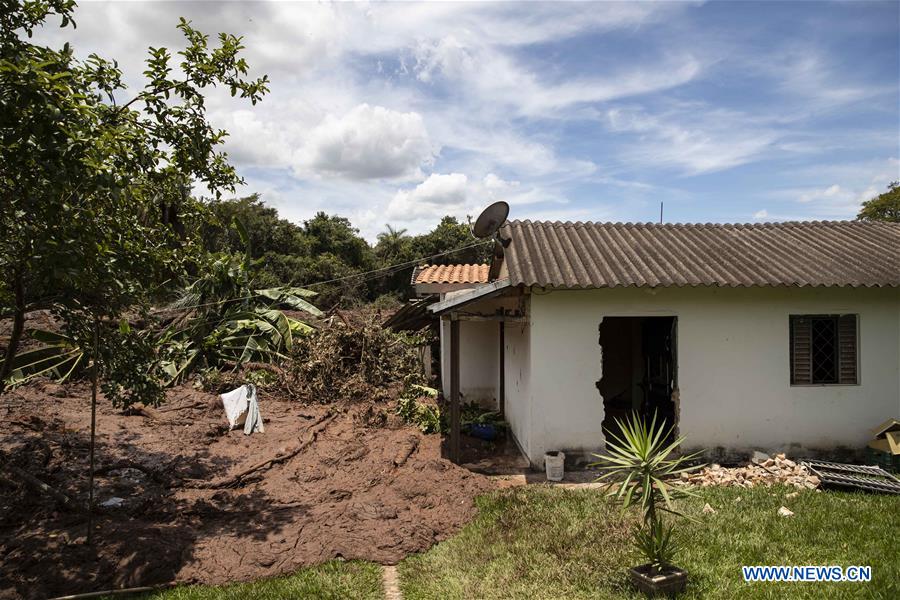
[
  {"xmin": 152, "ymin": 239, "xmax": 492, "ymax": 315},
  {"xmin": 304, "ymin": 240, "xmax": 490, "ymax": 288}
]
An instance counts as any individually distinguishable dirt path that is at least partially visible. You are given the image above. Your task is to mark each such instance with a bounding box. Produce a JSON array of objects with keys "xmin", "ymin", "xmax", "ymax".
[
  {"xmin": 382, "ymin": 566, "xmax": 402, "ymax": 600},
  {"xmin": 0, "ymin": 381, "xmax": 495, "ymax": 600}
]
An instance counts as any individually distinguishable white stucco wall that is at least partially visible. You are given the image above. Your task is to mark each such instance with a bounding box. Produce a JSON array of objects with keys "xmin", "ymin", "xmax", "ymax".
[
  {"xmin": 440, "ymin": 318, "xmax": 499, "ymax": 405},
  {"xmin": 504, "ymin": 318, "xmax": 531, "ymax": 457},
  {"xmin": 523, "ymin": 286, "xmax": 900, "ymax": 465}
]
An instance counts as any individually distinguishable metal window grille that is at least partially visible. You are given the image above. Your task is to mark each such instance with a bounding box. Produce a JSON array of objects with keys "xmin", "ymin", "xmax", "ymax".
[{"xmin": 790, "ymin": 314, "xmax": 857, "ymax": 385}]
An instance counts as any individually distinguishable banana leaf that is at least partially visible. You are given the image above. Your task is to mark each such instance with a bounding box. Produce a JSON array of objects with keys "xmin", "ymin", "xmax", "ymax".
[
  {"xmin": 2, "ymin": 329, "xmax": 87, "ymax": 386},
  {"xmin": 255, "ymin": 287, "xmax": 322, "ymax": 316}
]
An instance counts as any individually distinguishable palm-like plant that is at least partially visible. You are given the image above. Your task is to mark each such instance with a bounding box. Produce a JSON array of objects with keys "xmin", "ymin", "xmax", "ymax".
[
  {"xmin": 590, "ymin": 412, "xmax": 702, "ymax": 573},
  {"xmin": 2, "ymin": 329, "xmax": 88, "ymax": 386},
  {"xmin": 158, "ymin": 256, "xmax": 322, "ymax": 384}
]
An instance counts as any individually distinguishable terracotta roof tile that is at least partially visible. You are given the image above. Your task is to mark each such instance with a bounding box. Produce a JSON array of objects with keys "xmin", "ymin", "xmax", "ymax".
[
  {"xmin": 413, "ymin": 264, "xmax": 491, "ymax": 285},
  {"xmin": 499, "ymin": 220, "xmax": 900, "ymax": 288}
]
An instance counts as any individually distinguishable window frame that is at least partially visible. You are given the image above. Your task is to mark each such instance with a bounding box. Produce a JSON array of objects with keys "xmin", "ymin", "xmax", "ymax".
[{"xmin": 789, "ymin": 313, "xmax": 860, "ymax": 387}]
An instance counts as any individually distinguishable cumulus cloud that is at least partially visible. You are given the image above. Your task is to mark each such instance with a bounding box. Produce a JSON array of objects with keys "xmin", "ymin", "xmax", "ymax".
[
  {"xmin": 384, "ymin": 171, "xmax": 564, "ymax": 230},
  {"xmin": 798, "ymin": 184, "xmax": 841, "ymax": 203},
  {"xmin": 387, "ymin": 173, "xmax": 470, "ymax": 220},
  {"xmin": 753, "ymin": 209, "xmax": 769, "ymax": 219},
  {"xmin": 294, "ymin": 104, "xmax": 435, "ymax": 180}
]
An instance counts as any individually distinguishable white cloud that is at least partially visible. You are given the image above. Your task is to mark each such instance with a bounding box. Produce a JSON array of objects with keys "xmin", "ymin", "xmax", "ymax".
[
  {"xmin": 753, "ymin": 209, "xmax": 769, "ymax": 219},
  {"xmin": 605, "ymin": 106, "xmax": 777, "ymax": 175},
  {"xmin": 385, "ymin": 171, "xmax": 565, "ymax": 231},
  {"xmin": 295, "ymin": 104, "xmax": 435, "ymax": 180},
  {"xmin": 414, "ymin": 36, "xmax": 702, "ymax": 117},
  {"xmin": 798, "ymin": 184, "xmax": 842, "ymax": 203},
  {"xmin": 387, "ymin": 173, "xmax": 470, "ymax": 221}
]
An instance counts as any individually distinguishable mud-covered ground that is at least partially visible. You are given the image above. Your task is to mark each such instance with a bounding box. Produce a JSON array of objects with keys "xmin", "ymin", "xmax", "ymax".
[{"xmin": 0, "ymin": 380, "xmax": 495, "ymax": 599}]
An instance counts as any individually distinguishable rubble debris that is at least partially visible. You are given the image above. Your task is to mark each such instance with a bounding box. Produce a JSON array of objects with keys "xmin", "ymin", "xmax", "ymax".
[
  {"xmin": 681, "ymin": 454, "xmax": 821, "ymax": 489},
  {"xmin": 778, "ymin": 506, "xmax": 794, "ymax": 517},
  {"xmin": 702, "ymin": 503, "xmax": 716, "ymax": 514},
  {"xmin": 800, "ymin": 459, "xmax": 900, "ymax": 495}
]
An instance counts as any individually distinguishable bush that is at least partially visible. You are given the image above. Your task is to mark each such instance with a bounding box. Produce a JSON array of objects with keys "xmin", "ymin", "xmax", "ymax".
[{"xmin": 287, "ymin": 318, "xmax": 426, "ymax": 404}]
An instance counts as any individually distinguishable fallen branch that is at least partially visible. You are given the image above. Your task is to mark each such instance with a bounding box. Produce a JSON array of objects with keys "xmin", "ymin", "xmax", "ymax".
[
  {"xmin": 126, "ymin": 403, "xmax": 164, "ymax": 420},
  {"xmin": 2, "ymin": 464, "xmax": 85, "ymax": 513},
  {"xmin": 393, "ymin": 437, "xmax": 419, "ymax": 467},
  {"xmin": 93, "ymin": 460, "xmax": 171, "ymax": 486},
  {"xmin": 183, "ymin": 412, "xmax": 338, "ymax": 489},
  {"xmin": 155, "ymin": 401, "xmax": 208, "ymax": 413}
]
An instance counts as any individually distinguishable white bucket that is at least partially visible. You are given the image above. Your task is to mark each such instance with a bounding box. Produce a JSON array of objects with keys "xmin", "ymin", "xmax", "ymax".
[{"xmin": 544, "ymin": 451, "xmax": 565, "ymax": 481}]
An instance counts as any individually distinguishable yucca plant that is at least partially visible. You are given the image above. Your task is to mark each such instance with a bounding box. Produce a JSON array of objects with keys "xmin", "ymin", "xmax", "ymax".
[{"xmin": 590, "ymin": 412, "xmax": 703, "ymax": 578}]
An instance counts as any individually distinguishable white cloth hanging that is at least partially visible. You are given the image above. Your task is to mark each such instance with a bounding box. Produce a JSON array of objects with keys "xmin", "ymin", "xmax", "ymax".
[{"xmin": 220, "ymin": 384, "xmax": 265, "ymax": 435}]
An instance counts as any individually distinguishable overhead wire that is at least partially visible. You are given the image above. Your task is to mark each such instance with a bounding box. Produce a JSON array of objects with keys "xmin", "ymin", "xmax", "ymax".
[{"xmin": 151, "ymin": 239, "xmax": 492, "ymax": 315}]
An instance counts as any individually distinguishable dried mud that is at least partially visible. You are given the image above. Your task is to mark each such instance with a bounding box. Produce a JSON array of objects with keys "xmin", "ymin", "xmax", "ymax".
[{"xmin": 0, "ymin": 381, "xmax": 495, "ymax": 599}]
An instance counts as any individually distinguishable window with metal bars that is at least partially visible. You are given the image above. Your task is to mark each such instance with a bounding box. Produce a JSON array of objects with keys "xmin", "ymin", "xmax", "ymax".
[{"xmin": 790, "ymin": 315, "xmax": 858, "ymax": 385}]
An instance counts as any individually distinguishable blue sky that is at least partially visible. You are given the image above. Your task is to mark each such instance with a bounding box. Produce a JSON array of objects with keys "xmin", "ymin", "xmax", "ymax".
[{"xmin": 36, "ymin": 1, "xmax": 900, "ymax": 240}]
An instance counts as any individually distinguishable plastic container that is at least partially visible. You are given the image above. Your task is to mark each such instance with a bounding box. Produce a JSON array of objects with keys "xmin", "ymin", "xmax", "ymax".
[
  {"xmin": 469, "ymin": 423, "xmax": 497, "ymax": 441},
  {"xmin": 544, "ymin": 451, "xmax": 565, "ymax": 481}
]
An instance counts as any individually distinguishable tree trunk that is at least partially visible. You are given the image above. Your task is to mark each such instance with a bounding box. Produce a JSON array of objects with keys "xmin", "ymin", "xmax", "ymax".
[
  {"xmin": 87, "ymin": 318, "xmax": 99, "ymax": 545},
  {"xmin": 0, "ymin": 271, "xmax": 25, "ymax": 395}
]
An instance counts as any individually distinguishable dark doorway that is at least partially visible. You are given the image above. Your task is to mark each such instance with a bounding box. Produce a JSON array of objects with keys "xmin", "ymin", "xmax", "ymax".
[{"xmin": 596, "ymin": 317, "xmax": 677, "ymax": 447}]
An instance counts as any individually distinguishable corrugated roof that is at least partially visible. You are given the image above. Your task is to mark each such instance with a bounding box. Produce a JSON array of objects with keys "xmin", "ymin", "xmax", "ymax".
[
  {"xmin": 413, "ymin": 264, "xmax": 491, "ymax": 285},
  {"xmin": 499, "ymin": 220, "xmax": 900, "ymax": 289}
]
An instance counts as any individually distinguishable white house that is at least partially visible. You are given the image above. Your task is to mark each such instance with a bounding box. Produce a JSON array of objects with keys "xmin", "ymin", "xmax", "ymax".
[{"xmin": 418, "ymin": 220, "xmax": 900, "ymax": 467}]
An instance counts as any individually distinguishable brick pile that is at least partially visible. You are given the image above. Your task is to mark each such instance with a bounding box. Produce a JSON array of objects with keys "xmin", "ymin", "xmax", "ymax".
[{"xmin": 682, "ymin": 453, "xmax": 821, "ymax": 489}]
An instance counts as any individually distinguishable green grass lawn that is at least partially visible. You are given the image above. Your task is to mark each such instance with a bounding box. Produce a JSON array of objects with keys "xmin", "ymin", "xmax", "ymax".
[
  {"xmin": 399, "ymin": 485, "xmax": 900, "ymax": 599},
  {"xmin": 124, "ymin": 560, "xmax": 383, "ymax": 600}
]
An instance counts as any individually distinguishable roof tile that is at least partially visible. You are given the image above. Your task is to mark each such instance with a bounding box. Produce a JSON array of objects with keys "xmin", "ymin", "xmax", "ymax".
[{"xmin": 413, "ymin": 264, "xmax": 490, "ymax": 285}]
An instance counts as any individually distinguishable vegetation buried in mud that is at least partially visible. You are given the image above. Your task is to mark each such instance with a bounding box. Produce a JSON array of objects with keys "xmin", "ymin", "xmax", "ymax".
[
  {"xmin": 287, "ymin": 318, "xmax": 428, "ymax": 404},
  {"xmin": 158, "ymin": 242, "xmax": 323, "ymax": 385}
]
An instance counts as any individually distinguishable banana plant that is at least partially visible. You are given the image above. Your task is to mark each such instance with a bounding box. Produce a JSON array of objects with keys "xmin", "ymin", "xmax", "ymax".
[
  {"xmin": 158, "ymin": 251, "xmax": 322, "ymax": 384},
  {"xmin": 3, "ymin": 329, "xmax": 87, "ymax": 386}
]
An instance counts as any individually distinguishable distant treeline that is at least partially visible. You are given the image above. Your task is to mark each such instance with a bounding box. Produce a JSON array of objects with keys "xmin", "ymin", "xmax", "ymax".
[{"xmin": 202, "ymin": 195, "xmax": 492, "ymax": 308}]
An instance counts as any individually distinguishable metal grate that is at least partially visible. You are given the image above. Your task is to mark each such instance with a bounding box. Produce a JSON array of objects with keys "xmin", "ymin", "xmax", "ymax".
[
  {"xmin": 800, "ymin": 460, "xmax": 900, "ymax": 494},
  {"xmin": 810, "ymin": 318, "xmax": 838, "ymax": 384}
]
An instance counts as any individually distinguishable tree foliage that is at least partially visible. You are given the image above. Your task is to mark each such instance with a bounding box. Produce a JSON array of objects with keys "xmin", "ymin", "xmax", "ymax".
[
  {"xmin": 0, "ymin": 0, "xmax": 268, "ymax": 400},
  {"xmin": 197, "ymin": 198, "xmax": 493, "ymax": 307},
  {"xmin": 857, "ymin": 181, "xmax": 900, "ymax": 223}
]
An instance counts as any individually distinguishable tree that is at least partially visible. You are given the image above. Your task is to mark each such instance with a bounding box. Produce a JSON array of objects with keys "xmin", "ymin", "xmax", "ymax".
[
  {"xmin": 303, "ymin": 212, "xmax": 375, "ymax": 270},
  {"xmin": 375, "ymin": 225, "xmax": 411, "ymax": 262},
  {"xmin": 202, "ymin": 194, "xmax": 311, "ymax": 259},
  {"xmin": 409, "ymin": 216, "xmax": 492, "ymax": 266},
  {"xmin": 857, "ymin": 181, "xmax": 900, "ymax": 223},
  {"xmin": 0, "ymin": 0, "xmax": 269, "ymax": 396}
]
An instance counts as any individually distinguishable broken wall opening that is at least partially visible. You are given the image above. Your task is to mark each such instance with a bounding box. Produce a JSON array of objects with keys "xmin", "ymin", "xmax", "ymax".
[{"xmin": 597, "ymin": 316, "xmax": 678, "ymax": 448}]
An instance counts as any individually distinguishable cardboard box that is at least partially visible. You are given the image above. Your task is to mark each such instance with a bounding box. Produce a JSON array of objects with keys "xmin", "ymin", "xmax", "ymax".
[{"xmin": 869, "ymin": 418, "xmax": 900, "ymax": 455}]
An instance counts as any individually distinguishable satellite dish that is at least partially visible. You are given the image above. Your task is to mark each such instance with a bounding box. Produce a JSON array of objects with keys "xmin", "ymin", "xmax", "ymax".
[{"xmin": 472, "ymin": 201, "xmax": 510, "ymax": 239}]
